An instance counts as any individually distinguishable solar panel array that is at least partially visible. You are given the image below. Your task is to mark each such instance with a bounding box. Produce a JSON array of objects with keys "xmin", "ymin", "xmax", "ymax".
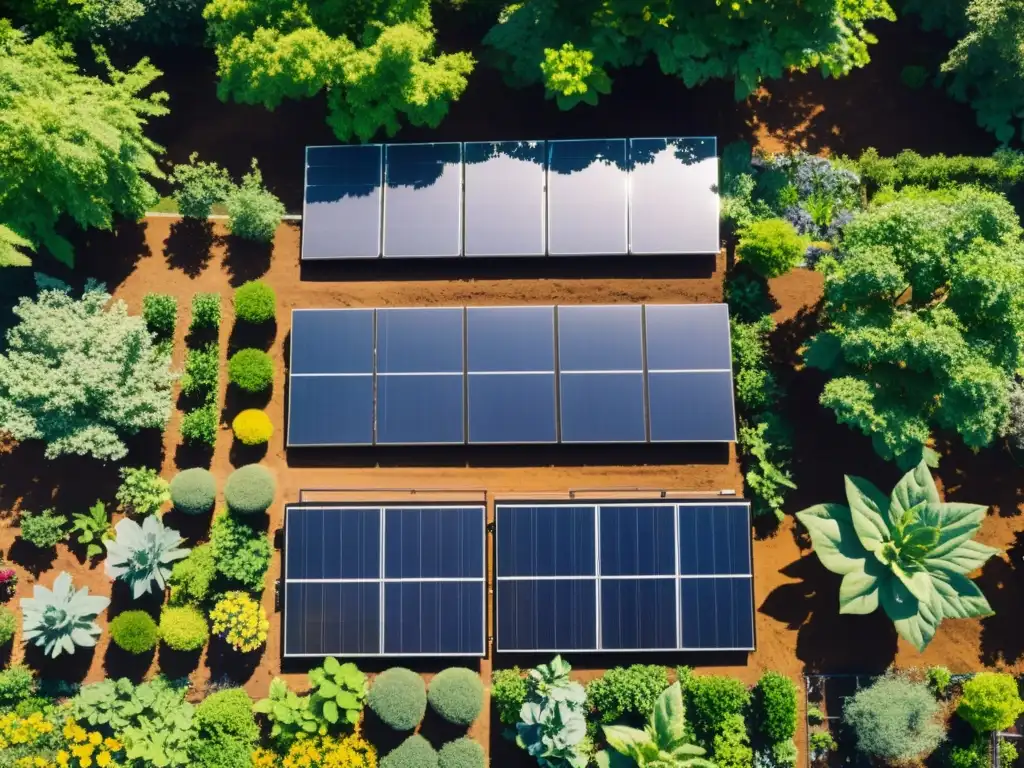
[
  {"xmin": 302, "ymin": 138, "xmax": 719, "ymax": 259},
  {"xmin": 495, "ymin": 502, "xmax": 754, "ymax": 652},
  {"xmin": 287, "ymin": 304, "xmax": 737, "ymax": 447},
  {"xmin": 283, "ymin": 505, "xmax": 486, "ymax": 657}
]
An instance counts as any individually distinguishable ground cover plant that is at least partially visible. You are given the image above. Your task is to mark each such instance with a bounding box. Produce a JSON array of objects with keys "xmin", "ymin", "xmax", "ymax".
[
  {"xmin": 116, "ymin": 467, "xmax": 171, "ymax": 517},
  {"xmin": 70, "ymin": 501, "xmax": 113, "ymax": 559},
  {"xmin": 18, "ymin": 508, "xmax": 68, "ymax": 549},
  {"xmin": 159, "ymin": 605, "xmax": 209, "ymax": 652}
]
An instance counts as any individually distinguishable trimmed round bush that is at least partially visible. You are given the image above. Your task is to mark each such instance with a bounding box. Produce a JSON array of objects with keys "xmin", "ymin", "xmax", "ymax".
[
  {"xmin": 382, "ymin": 735, "xmax": 437, "ymax": 768},
  {"xmin": 233, "ymin": 280, "xmax": 276, "ymax": 324},
  {"xmin": 159, "ymin": 605, "xmax": 210, "ymax": 652},
  {"xmin": 0, "ymin": 606, "xmax": 16, "ymax": 646},
  {"xmin": 438, "ymin": 738, "xmax": 486, "ymax": 768},
  {"xmin": 843, "ymin": 672, "xmax": 943, "ymax": 763},
  {"xmin": 369, "ymin": 668, "xmax": 427, "ymax": 731},
  {"xmin": 223, "ymin": 464, "xmax": 276, "ymax": 514},
  {"xmin": 232, "ymin": 409, "xmax": 274, "ymax": 446},
  {"xmin": 195, "ymin": 687, "xmax": 259, "ymax": 744},
  {"xmin": 428, "ymin": 668, "xmax": 484, "ymax": 726},
  {"xmin": 958, "ymin": 672, "xmax": 1024, "ymax": 732},
  {"xmin": 736, "ymin": 218, "xmax": 807, "ymax": 279},
  {"xmin": 109, "ymin": 610, "xmax": 159, "ymax": 654},
  {"xmin": 228, "ymin": 349, "xmax": 273, "ymax": 392},
  {"xmin": 170, "ymin": 468, "xmax": 216, "ymax": 515}
]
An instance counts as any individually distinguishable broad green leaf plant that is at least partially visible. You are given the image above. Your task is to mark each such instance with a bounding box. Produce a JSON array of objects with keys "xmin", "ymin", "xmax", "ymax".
[
  {"xmin": 70, "ymin": 501, "xmax": 114, "ymax": 559},
  {"xmin": 516, "ymin": 656, "xmax": 590, "ymax": 768},
  {"xmin": 105, "ymin": 516, "xmax": 189, "ymax": 598},
  {"xmin": 796, "ymin": 461, "xmax": 999, "ymax": 650},
  {"xmin": 20, "ymin": 571, "xmax": 110, "ymax": 658}
]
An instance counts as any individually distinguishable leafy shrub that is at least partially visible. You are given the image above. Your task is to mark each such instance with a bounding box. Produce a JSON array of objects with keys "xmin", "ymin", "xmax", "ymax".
[
  {"xmin": 599, "ymin": 681, "xmax": 707, "ymax": 768},
  {"xmin": 143, "ymin": 293, "xmax": 178, "ymax": 337},
  {"xmin": 438, "ymin": 737, "xmax": 486, "ymax": 768},
  {"xmin": 210, "ymin": 591, "xmax": 269, "ymax": 652},
  {"xmin": 516, "ymin": 656, "xmax": 589, "ymax": 767},
  {"xmin": 232, "ymin": 409, "xmax": 274, "ymax": 445},
  {"xmin": 19, "ymin": 508, "xmax": 68, "ymax": 548},
  {"xmin": 195, "ymin": 688, "xmax": 258, "ymax": 744},
  {"xmin": 428, "ymin": 668, "xmax": 484, "ymax": 726},
  {"xmin": 171, "ymin": 152, "xmax": 233, "ymax": 219},
  {"xmin": 233, "ymin": 280, "xmax": 276, "ymax": 324},
  {"xmin": 116, "ymin": 467, "xmax": 171, "ymax": 517},
  {"xmin": 181, "ymin": 403, "xmax": 218, "ymax": 446},
  {"xmin": 382, "ymin": 734, "xmax": 438, "ymax": 768},
  {"xmin": 228, "ymin": 348, "xmax": 273, "ymax": 392},
  {"xmin": 714, "ymin": 713, "xmax": 753, "ymax": 768},
  {"xmin": 806, "ymin": 705, "xmax": 824, "ymax": 725},
  {"xmin": 109, "ymin": 610, "xmax": 159, "ymax": 654},
  {"xmin": 725, "ymin": 268, "xmax": 776, "ymax": 324},
  {"xmin": 492, "ymin": 667, "xmax": 527, "ymax": 726},
  {"xmin": 843, "ymin": 672, "xmax": 943, "ymax": 762},
  {"xmin": 170, "ymin": 468, "xmax": 217, "ymax": 515},
  {"xmin": 730, "ymin": 317, "xmax": 779, "ymax": 413},
  {"xmin": 769, "ymin": 739, "xmax": 798, "ymax": 768},
  {"xmin": 22, "ymin": 572, "xmax": 109, "ymax": 658},
  {"xmin": 754, "ymin": 672, "xmax": 798, "ymax": 743},
  {"xmin": 958, "ymin": 672, "xmax": 1024, "ymax": 733},
  {"xmin": 210, "ymin": 512, "xmax": 272, "ymax": 591},
  {"xmin": 0, "ymin": 665, "xmax": 36, "ymax": 706},
  {"xmin": 808, "ymin": 731, "xmax": 836, "ymax": 757},
  {"xmin": 369, "ymin": 668, "xmax": 427, "ymax": 731},
  {"xmin": 736, "ymin": 219, "xmax": 807, "ymax": 279},
  {"xmin": 191, "ymin": 734, "xmax": 252, "ymax": 768},
  {"xmin": 851, "ymin": 148, "xmax": 1024, "ymax": 195},
  {"xmin": 685, "ymin": 674, "xmax": 751, "ymax": 746},
  {"xmin": 928, "ymin": 666, "xmax": 953, "ymax": 698},
  {"xmin": 169, "ymin": 542, "xmax": 217, "ymax": 605},
  {"xmin": 1008, "ymin": 382, "xmax": 1024, "ymax": 452},
  {"xmin": 104, "ymin": 515, "xmax": 190, "ymax": 598},
  {"xmin": 159, "ymin": 605, "xmax": 209, "ymax": 652},
  {"xmin": 948, "ymin": 734, "xmax": 991, "ymax": 768},
  {"xmin": 180, "ymin": 343, "xmax": 220, "ymax": 400},
  {"xmin": 225, "ymin": 161, "xmax": 285, "ymax": 242},
  {"xmin": 190, "ymin": 293, "xmax": 222, "ymax": 331},
  {"xmin": 0, "ymin": 606, "xmax": 16, "ymax": 646},
  {"xmin": 586, "ymin": 664, "xmax": 669, "ymax": 724},
  {"xmin": 71, "ymin": 501, "xmax": 113, "ymax": 559},
  {"xmin": 223, "ymin": 464, "xmax": 276, "ymax": 514}
]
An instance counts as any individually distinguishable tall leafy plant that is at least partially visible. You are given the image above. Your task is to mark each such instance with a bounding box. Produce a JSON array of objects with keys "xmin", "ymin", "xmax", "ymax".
[
  {"xmin": 70, "ymin": 501, "xmax": 113, "ymax": 559},
  {"xmin": 105, "ymin": 516, "xmax": 189, "ymax": 598},
  {"xmin": 796, "ymin": 461, "xmax": 999, "ymax": 650},
  {"xmin": 20, "ymin": 571, "xmax": 110, "ymax": 657},
  {"xmin": 516, "ymin": 656, "xmax": 589, "ymax": 768}
]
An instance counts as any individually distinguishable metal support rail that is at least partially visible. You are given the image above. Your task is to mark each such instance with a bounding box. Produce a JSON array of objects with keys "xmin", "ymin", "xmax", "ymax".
[{"xmin": 297, "ymin": 487, "xmax": 488, "ymax": 503}]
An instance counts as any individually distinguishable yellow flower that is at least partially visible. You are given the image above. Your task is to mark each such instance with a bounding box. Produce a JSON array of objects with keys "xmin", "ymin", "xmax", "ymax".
[
  {"xmin": 88, "ymin": 731, "xmax": 102, "ymax": 746},
  {"xmin": 104, "ymin": 737, "xmax": 121, "ymax": 751},
  {"xmin": 57, "ymin": 751, "xmax": 70, "ymax": 767},
  {"xmin": 95, "ymin": 751, "xmax": 112, "ymax": 767}
]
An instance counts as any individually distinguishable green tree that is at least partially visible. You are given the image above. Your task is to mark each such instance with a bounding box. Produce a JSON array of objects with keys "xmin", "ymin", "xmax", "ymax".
[
  {"xmin": 225, "ymin": 161, "xmax": 285, "ymax": 241},
  {"xmin": 9, "ymin": 0, "xmax": 206, "ymax": 45},
  {"xmin": 0, "ymin": 225, "xmax": 32, "ymax": 267},
  {"xmin": 483, "ymin": 0, "xmax": 895, "ymax": 108},
  {"xmin": 805, "ymin": 186, "xmax": 1024, "ymax": 467},
  {"xmin": 203, "ymin": 0, "xmax": 475, "ymax": 141},
  {"xmin": 0, "ymin": 281, "xmax": 176, "ymax": 460},
  {"xmin": 0, "ymin": 21, "xmax": 167, "ymax": 266}
]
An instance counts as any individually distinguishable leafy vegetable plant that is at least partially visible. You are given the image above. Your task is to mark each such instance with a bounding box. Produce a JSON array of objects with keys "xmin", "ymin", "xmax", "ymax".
[
  {"xmin": 516, "ymin": 656, "xmax": 589, "ymax": 768},
  {"xmin": 71, "ymin": 501, "xmax": 113, "ymax": 559},
  {"xmin": 105, "ymin": 516, "xmax": 190, "ymax": 598}
]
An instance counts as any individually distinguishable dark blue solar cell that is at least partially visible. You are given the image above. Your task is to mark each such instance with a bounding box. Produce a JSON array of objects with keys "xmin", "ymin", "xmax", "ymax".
[
  {"xmin": 557, "ymin": 305, "xmax": 643, "ymax": 371},
  {"xmin": 599, "ymin": 505, "xmax": 676, "ymax": 576},
  {"xmin": 497, "ymin": 579, "xmax": 597, "ymax": 651},
  {"xmin": 375, "ymin": 375, "xmax": 464, "ymax": 445},
  {"xmin": 384, "ymin": 507, "xmax": 484, "ymax": 579},
  {"xmin": 678, "ymin": 505, "xmax": 751, "ymax": 576},
  {"xmin": 629, "ymin": 138, "xmax": 719, "ymax": 255},
  {"xmin": 307, "ymin": 145, "xmax": 382, "ymax": 169},
  {"xmin": 644, "ymin": 304, "xmax": 732, "ymax": 371},
  {"xmin": 291, "ymin": 310, "xmax": 374, "ymax": 374},
  {"xmin": 287, "ymin": 376, "xmax": 373, "ymax": 446},
  {"xmin": 303, "ymin": 146, "xmax": 383, "ymax": 260},
  {"xmin": 466, "ymin": 306, "xmax": 555, "ymax": 372},
  {"xmin": 467, "ymin": 373, "xmax": 557, "ymax": 444},
  {"xmin": 647, "ymin": 372, "xmax": 736, "ymax": 442},
  {"xmin": 680, "ymin": 577, "xmax": 754, "ymax": 650},
  {"xmin": 600, "ymin": 579, "xmax": 677, "ymax": 650},
  {"xmin": 496, "ymin": 505, "xmax": 595, "ymax": 577},
  {"xmin": 284, "ymin": 582, "xmax": 380, "ymax": 656},
  {"xmin": 547, "ymin": 139, "xmax": 628, "ymax": 255},
  {"xmin": 559, "ymin": 373, "xmax": 647, "ymax": 443},
  {"xmin": 384, "ymin": 581, "xmax": 484, "ymax": 655},
  {"xmin": 286, "ymin": 507, "xmax": 380, "ymax": 580},
  {"xmin": 464, "ymin": 141, "xmax": 546, "ymax": 257},
  {"xmin": 383, "ymin": 143, "xmax": 462, "ymax": 258},
  {"xmin": 376, "ymin": 308, "xmax": 464, "ymax": 374}
]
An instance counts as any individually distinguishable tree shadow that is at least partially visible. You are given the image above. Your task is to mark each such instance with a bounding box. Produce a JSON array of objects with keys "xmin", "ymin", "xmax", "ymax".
[
  {"xmin": 228, "ymin": 318, "xmax": 277, "ymax": 354},
  {"xmin": 937, "ymin": 438, "xmax": 1024, "ymax": 519},
  {"xmin": 222, "ymin": 235, "xmax": 273, "ymax": 286},
  {"xmin": 978, "ymin": 532, "xmax": 1024, "ymax": 666},
  {"xmin": 164, "ymin": 219, "xmax": 216, "ymax": 277},
  {"xmin": 70, "ymin": 218, "xmax": 152, "ymax": 290}
]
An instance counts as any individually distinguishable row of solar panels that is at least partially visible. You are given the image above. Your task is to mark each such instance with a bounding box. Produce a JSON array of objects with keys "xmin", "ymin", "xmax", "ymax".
[
  {"xmin": 283, "ymin": 502, "xmax": 754, "ymax": 657},
  {"xmin": 302, "ymin": 138, "xmax": 719, "ymax": 260},
  {"xmin": 287, "ymin": 304, "xmax": 737, "ymax": 447}
]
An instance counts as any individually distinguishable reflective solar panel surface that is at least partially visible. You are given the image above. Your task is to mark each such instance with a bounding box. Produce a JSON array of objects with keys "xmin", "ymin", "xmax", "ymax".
[
  {"xmin": 464, "ymin": 141, "xmax": 546, "ymax": 256},
  {"xmin": 303, "ymin": 145, "xmax": 383, "ymax": 260},
  {"xmin": 284, "ymin": 505, "xmax": 486, "ymax": 657},
  {"xmin": 547, "ymin": 139, "xmax": 629, "ymax": 255},
  {"xmin": 496, "ymin": 502, "xmax": 754, "ymax": 652},
  {"xmin": 383, "ymin": 143, "xmax": 463, "ymax": 258}
]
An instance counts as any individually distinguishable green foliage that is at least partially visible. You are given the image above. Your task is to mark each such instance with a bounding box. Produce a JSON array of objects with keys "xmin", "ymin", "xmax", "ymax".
[
  {"xmin": 797, "ymin": 461, "xmax": 999, "ymax": 650},
  {"xmin": 105, "ymin": 515, "xmax": 190, "ymax": 598},
  {"xmin": 191, "ymin": 293, "xmax": 222, "ymax": 331},
  {"xmin": 224, "ymin": 464, "xmax": 277, "ymax": 515},
  {"xmin": 9, "ymin": 0, "xmax": 206, "ymax": 45},
  {"xmin": 901, "ymin": 64, "xmax": 930, "ymax": 89},
  {"xmin": 225, "ymin": 161, "xmax": 285, "ymax": 242},
  {"xmin": 0, "ymin": 282, "xmax": 175, "ymax": 460},
  {"xmin": 713, "ymin": 714, "xmax": 753, "ymax": 768},
  {"xmin": 172, "ymin": 153, "xmax": 233, "ymax": 219},
  {"xmin": 170, "ymin": 468, "xmax": 217, "ymax": 515},
  {"xmin": 228, "ymin": 348, "xmax": 274, "ymax": 392},
  {"xmin": 0, "ymin": 606, "xmax": 16, "ymax": 646},
  {"xmin": 928, "ymin": 666, "xmax": 953, "ymax": 698},
  {"xmin": 438, "ymin": 737, "xmax": 486, "ymax": 768},
  {"xmin": 181, "ymin": 403, "xmax": 219, "ymax": 446},
  {"xmin": 369, "ymin": 668, "xmax": 427, "ymax": 731},
  {"xmin": 382, "ymin": 734, "xmax": 438, "ymax": 768},
  {"xmin": 848, "ymin": 148, "xmax": 1024, "ymax": 195},
  {"xmin": 948, "ymin": 733, "xmax": 992, "ymax": 768},
  {"xmin": 428, "ymin": 668, "xmax": 484, "ymax": 726},
  {"xmin": 492, "ymin": 667, "xmax": 528, "ymax": 726},
  {"xmin": 731, "ymin": 317, "xmax": 779, "ymax": 413},
  {"xmin": 540, "ymin": 43, "xmax": 612, "ymax": 109},
  {"xmin": 806, "ymin": 705, "xmax": 824, "ymax": 725},
  {"xmin": 21, "ymin": 571, "xmax": 109, "ymax": 658},
  {"xmin": 117, "ymin": 467, "xmax": 171, "ymax": 517},
  {"xmin": 516, "ymin": 656, "xmax": 589, "ymax": 768},
  {"xmin": 807, "ymin": 731, "xmax": 836, "ymax": 757},
  {"xmin": 169, "ymin": 542, "xmax": 217, "ymax": 605},
  {"xmin": 19, "ymin": 508, "xmax": 67, "ymax": 548},
  {"xmin": 725, "ymin": 268, "xmax": 776, "ymax": 325},
  {"xmin": 233, "ymin": 280, "xmax": 276, "ymax": 324},
  {"xmin": 195, "ymin": 688, "xmax": 258, "ymax": 744},
  {"xmin": 753, "ymin": 672, "xmax": 797, "ymax": 743},
  {"xmin": 766, "ymin": 740, "xmax": 798, "ymax": 768},
  {"xmin": 684, "ymin": 675, "xmax": 751, "ymax": 748},
  {"xmin": 181, "ymin": 343, "xmax": 220, "ymax": 401},
  {"xmin": 586, "ymin": 665, "xmax": 670, "ymax": 725},
  {"xmin": 159, "ymin": 605, "xmax": 209, "ymax": 651},
  {"xmin": 210, "ymin": 511, "xmax": 272, "ymax": 592},
  {"xmin": 0, "ymin": 25, "xmax": 167, "ymax": 266},
  {"xmin": 191, "ymin": 735, "xmax": 254, "ymax": 768},
  {"xmin": 736, "ymin": 219, "xmax": 807, "ymax": 279},
  {"xmin": 143, "ymin": 294, "xmax": 178, "ymax": 338},
  {"xmin": 739, "ymin": 416, "xmax": 797, "ymax": 522},
  {"xmin": 958, "ymin": 672, "xmax": 1024, "ymax": 732},
  {"xmin": 109, "ymin": 610, "xmax": 159, "ymax": 654},
  {"xmin": 71, "ymin": 501, "xmax": 113, "ymax": 559},
  {"xmin": 0, "ymin": 665, "xmax": 36, "ymax": 707},
  {"xmin": 0, "ymin": 224, "xmax": 33, "ymax": 267},
  {"xmin": 843, "ymin": 672, "xmax": 943, "ymax": 762}
]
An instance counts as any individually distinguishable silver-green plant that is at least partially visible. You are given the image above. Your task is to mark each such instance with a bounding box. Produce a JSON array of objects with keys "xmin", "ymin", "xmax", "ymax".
[
  {"xmin": 20, "ymin": 571, "xmax": 110, "ymax": 658},
  {"xmin": 516, "ymin": 655, "xmax": 589, "ymax": 768},
  {"xmin": 796, "ymin": 460, "xmax": 999, "ymax": 651},
  {"xmin": 105, "ymin": 515, "xmax": 189, "ymax": 598}
]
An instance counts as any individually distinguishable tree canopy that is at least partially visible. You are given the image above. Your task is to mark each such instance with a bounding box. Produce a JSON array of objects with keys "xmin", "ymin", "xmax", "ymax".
[
  {"xmin": 483, "ymin": 0, "xmax": 895, "ymax": 107},
  {"xmin": 0, "ymin": 21, "xmax": 167, "ymax": 266},
  {"xmin": 8, "ymin": 0, "xmax": 206, "ymax": 44},
  {"xmin": 203, "ymin": 0, "xmax": 474, "ymax": 141},
  {"xmin": 805, "ymin": 186, "xmax": 1024, "ymax": 467}
]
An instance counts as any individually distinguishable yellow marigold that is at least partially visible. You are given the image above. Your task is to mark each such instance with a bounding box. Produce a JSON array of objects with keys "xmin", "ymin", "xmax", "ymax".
[
  {"xmin": 232, "ymin": 409, "xmax": 274, "ymax": 446},
  {"xmin": 282, "ymin": 734, "xmax": 377, "ymax": 768},
  {"xmin": 1, "ymin": 711, "xmax": 54, "ymax": 748},
  {"xmin": 57, "ymin": 752, "xmax": 70, "ymax": 767},
  {"xmin": 95, "ymin": 752, "xmax": 111, "ymax": 768},
  {"xmin": 104, "ymin": 737, "xmax": 121, "ymax": 751},
  {"xmin": 252, "ymin": 748, "xmax": 279, "ymax": 768},
  {"xmin": 210, "ymin": 591, "xmax": 269, "ymax": 652}
]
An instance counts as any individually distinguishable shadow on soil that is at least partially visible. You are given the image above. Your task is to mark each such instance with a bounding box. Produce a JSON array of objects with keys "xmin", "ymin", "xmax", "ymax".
[
  {"xmin": 222, "ymin": 235, "xmax": 273, "ymax": 286},
  {"xmin": 104, "ymin": 643, "xmax": 155, "ymax": 684},
  {"xmin": 164, "ymin": 219, "xmax": 216, "ymax": 278},
  {"xmin": 979, "ymin": 531, "xmax": 1024, "ymax": 666},
  {"xmin": 205, "ymin": 635, "xmax": 264, "ymax": 683},
  {"xmin": 228, "ymin": 319, "xmax": 277, "ymax": 354},
  {"xmin": 159, "ymin": 644, "xmax": 203, "ymax": 678},
  {"xmin": 26, "ymin": 643, "xmax": 94, "ymax": 685},
  {"xmin": 174, "ymin": 441, "xmax": 214, "ymax": 470}
]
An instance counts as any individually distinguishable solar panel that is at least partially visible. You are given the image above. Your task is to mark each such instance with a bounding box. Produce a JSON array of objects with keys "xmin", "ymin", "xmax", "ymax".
[
  {"xmin": 383, "ymin": 143, "xmax": 462, "ymax": 258},
  {"xmin": 495, "ymin": 501, "xmax": 754, "ymax": 652},
  {"xmin": 464, "ymin": 141, "xmax": 546, "ymax": 256},
  {"xmin": 284, "ymin": 505, "xmax": 486, "ymax": 657},
  {"xmin": 547, "ymin": 139, "xmax": 629, "ymax": 255},
  {"xmin": 303, "ymin": 145, "xmax": 382, "ymax": 260}
]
